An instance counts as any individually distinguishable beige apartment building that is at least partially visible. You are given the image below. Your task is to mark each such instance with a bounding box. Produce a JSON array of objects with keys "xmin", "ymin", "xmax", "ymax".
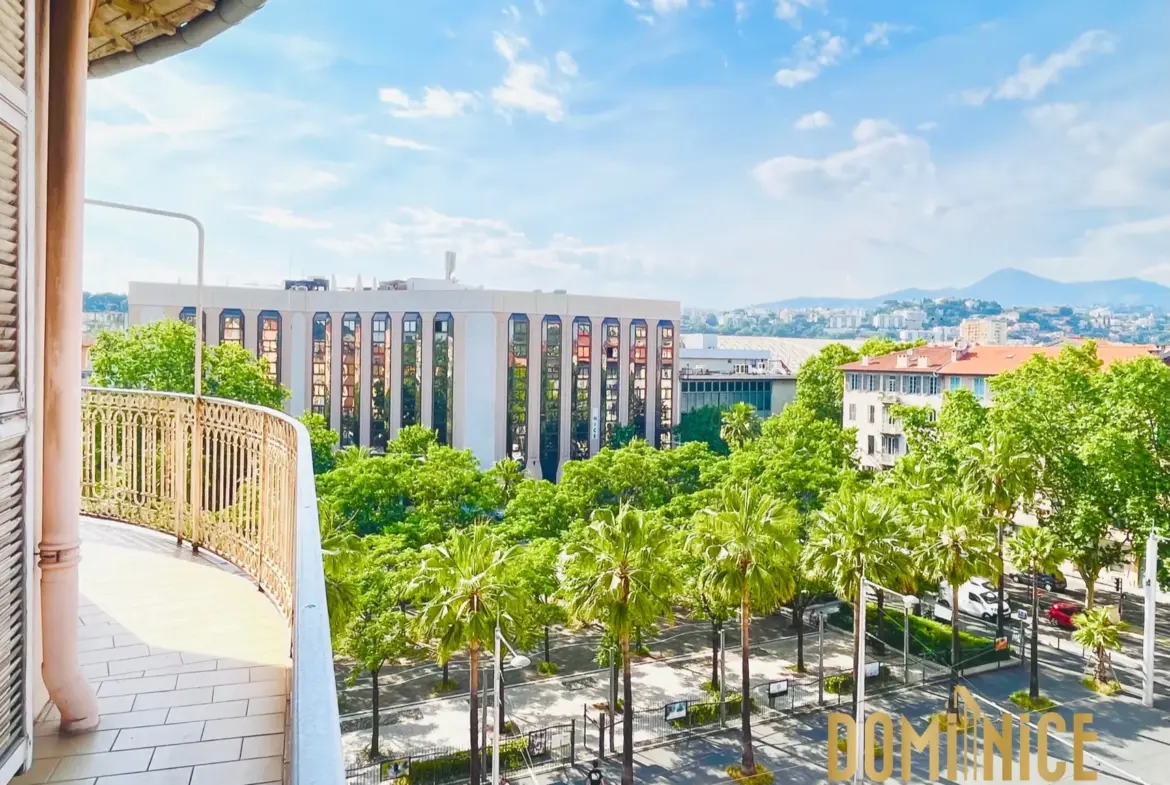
[
  {"xmin": 129, "ymin": 278, "xmax": 682, "ymax": 480},
  {"xmin": 958, "ymin": 317, "xmax": 1010, "ymax": 345}
]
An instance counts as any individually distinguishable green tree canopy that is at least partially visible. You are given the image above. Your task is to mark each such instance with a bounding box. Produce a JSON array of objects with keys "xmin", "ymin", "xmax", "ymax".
[
  {"xmin": 675, "ymin": 405, "xmax": 729, "ymax": 455},
  {"xmin": 794, "ymin": 343, "xmax": 861, "ymax": 424}
]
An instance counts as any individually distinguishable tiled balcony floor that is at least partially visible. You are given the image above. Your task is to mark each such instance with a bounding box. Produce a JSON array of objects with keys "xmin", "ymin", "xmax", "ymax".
[{"xmin": 15, "ymin": 518, "xmax": 291, "ymax": 785}]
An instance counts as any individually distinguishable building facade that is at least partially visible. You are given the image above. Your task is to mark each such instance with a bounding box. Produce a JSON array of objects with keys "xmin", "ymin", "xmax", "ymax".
[
  {"xmin": 128, "ymin": 279, "xmax": 681, "ymax": 479},
  {"xmin": 840, "ymin": 342, "xmax": 1163, "ymax": 469},
  {"xmin": 958, "ymin": 318, "xmax": 1009, "ymax": 345}
]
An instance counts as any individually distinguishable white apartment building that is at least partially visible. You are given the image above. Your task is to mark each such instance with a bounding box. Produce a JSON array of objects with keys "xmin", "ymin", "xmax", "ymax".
[
  {"xmin": 898, "ymin": 308, "xmax": 927, "ymax": 331},
  {"xmin": 958, "ymin": 318, "xmax": 1009, "ymax": 345},
  {"xmin": 1089, "ymin": 308, "xmax": 1113, "ymax": 329},
  {"xmin": 872, "ymin": 312, "xmax": 904, "ymax": 330},
  {"xmin": 128, "ymin": 278, "xmax": 681, "ymax": 480},
  {"xmin": 840, "ymin": 342, "xmax": 1160, "ymax": 469}
]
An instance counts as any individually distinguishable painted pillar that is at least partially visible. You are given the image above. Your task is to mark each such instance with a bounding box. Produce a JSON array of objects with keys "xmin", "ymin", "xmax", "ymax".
[
  {"xmin": 358, "ymin": 312, "xmax": 372, "ymax": 447},
  {"xmin": 329, "ymin": 311, "xmax": 342, "ymax": 434},
  {"xmin": 452, "ymin": 313, "xmax": 467, "ymax": 450},
  {"xmin": 526, "ymin": 312, "xmax": 542, "ymax": 478},
  {"xmin": 588, "ymin": 317, "xmax": 602, "ymax": 455},
  {"xmin": 420, "ymin": 311, "xmax": 435, "ymax": 430},
  {"xmin": 242, "ymin": 308, "xmax": 260, "ymax": 356},
  {"xmin": 557, "ymin": 313, "xmax": 572, "ymax": 477},
  {"xmin": 618, "ymin": 317, "xmax": 632, "ymax": 426},
  {"xmin": 494, "ymin": 313, "xmax": 508, "ymax": 461},
  {"xmin": 388, "ymin": 311, "xmax": 404, "ymax": 439},
  {"xmin": 281, "ymin": 310, "xmax": 297, "ymax": 414},
  {"xmin": 645, "ymin": 325, "xmax": 657, "ymax": 443},
  {"xmin": 40, "ymin": 0, "xmax": 100, "ymax": 733}
]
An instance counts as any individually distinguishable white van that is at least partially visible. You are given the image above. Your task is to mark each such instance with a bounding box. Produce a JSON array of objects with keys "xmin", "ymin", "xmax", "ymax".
[{"xmin": 937, "ymin": 580, "xmax": 1012, "ymax": 621}]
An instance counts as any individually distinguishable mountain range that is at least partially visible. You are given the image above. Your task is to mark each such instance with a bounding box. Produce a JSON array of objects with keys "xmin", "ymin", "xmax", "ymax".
[{"xmin": 760, "ymin": 269, "xmax": 1170, "ymax": 310}]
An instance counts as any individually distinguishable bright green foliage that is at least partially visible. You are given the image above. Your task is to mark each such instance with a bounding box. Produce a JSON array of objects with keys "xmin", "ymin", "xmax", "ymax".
[
  {"xmin": 488, "ymin": 458, "xmax": 526, "ymax": 506},
  {"xmin": 509, "ymin": 538, "xmax": 567, "ymax": 663},
  {"xmin": 90, "ymin": 318, "xmax": 287, "ymax": 409},
  {"xmin": 300, "ymin": 412, "xmax": 338, "ymax": 475},
  {"xmin": 676, "ymin": 405, "xmax": 729, "ymax": 454},
  {"xmin": 1071, "ymin": 606, "xmax": 1126, "ymax": 687},
  {"xmin": 387, "ymin": 424, "xmax": 437, "ymax": 456},
  {"xmin": 607, "ymin": 424, "xmax": 639, "ymax": 449},
  {"xmin": 688, "ymin": 485, "xmax": 799, "ymax": 776},
  {"xmin": 318, "ymin": 502, "xmax": 363, "ymax": 643},
  {"xmin": 794, "ymin": 343, "xmax": 861, "ymax": 424},
  {"xmin": 857, "ymin": 337, "xmax": 925, "ymax": 357},
  {"xmin": 720, "ymin": 402, "xmax": 762, "ymax": 451},
  {"xmin": 500, "ymin": 478, "xmax": 574, "ymax": 541}
]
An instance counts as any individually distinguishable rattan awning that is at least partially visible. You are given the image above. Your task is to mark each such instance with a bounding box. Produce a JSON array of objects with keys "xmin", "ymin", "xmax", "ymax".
[{"xmin": 88, "ymin": 0, "xmax": 267, "ymax": 78}]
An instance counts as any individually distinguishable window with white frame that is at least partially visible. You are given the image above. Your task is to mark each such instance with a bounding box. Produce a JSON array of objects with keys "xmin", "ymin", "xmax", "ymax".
[{"xmin": 848, "ymin": 403, "xmax": 856, "ymax": 421}]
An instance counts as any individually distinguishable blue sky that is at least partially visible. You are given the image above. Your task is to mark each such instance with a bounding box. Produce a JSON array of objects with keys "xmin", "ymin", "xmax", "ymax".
[{"xmin": 83, "ymin": 0, "xmax": 1170, "ymax": 308}]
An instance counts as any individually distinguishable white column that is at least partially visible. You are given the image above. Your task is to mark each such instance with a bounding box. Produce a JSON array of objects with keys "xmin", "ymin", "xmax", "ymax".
[
  {"xmin": 205, "ymin": 309, "xmax": 220, "ymax": 348},
  {"xmin": 526, "ymin": 313, "xmax": 542, "ymax": 478},
  {"xmin": 359, "ymin": 312, "xmax": 373, "ymax": 447},
  {"xmin": 389, "ymin": 311, "xmax": 404, "ymax": 438},
  {"xmin": 452, "ymin": 313, "xmax": 467, "ymax": 450},
  {"xmin": 589, "ymin": 319, "xmax": 603, "ymax": 454},
  {"xmin": 645, "ymin": 322, "xmax": 657, "ymax": 443},
  {"xmin": 420, "ymin": 311, "xmax": 435, "ymax": 430},
  {"xmin": 242, "ymin": 308, "xmax": 260, "ymax": 355},
  {"xmin": 673, "ymin": 320, "xmax": 682, "ymax": 429},
  {"xmin": 618, "ymin": 317, "xmax": 632, "ymax": 426},
  {"xmin": 495, "ymin": 314, "xmax": 509, "ymax": 461},
  {"xmin": 558, "ymin": 314, "xmax": 572, "ymax": 476},
  {"xmin": 281, "ymin": 311, "xmax": 297, "ymax": 414},
  {"xmin": 329, "ymin": 312, "xmax": 342, "ymax": 433}
]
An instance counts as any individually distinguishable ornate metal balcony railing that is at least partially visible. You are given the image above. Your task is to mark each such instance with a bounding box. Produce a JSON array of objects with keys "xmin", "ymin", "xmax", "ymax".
[{"xmin": 79, "ymin": 388, "xmax": 343, "ymax": 785}]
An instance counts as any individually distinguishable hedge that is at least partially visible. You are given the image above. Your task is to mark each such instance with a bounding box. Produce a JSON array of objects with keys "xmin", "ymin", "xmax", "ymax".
[
  {"xmin": 830, "ymin": 603, "xmax": 1011, "ymax": 668},
  {"xmin": 392, "ymin": 737, "xmax": 530, "ymax": 784},
  {"xmin": 674, "ymin": 693, "xmax": 759, "ymax": 728},
  {"xmin": 824, "ymin": 664, "xmax": 893, "ymax": 695}
]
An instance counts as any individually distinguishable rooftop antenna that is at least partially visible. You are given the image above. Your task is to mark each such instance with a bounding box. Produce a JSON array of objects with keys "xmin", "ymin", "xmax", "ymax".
[{"xmin": 444, "ymin": 251, "xmax": 456, "ymax": 281}]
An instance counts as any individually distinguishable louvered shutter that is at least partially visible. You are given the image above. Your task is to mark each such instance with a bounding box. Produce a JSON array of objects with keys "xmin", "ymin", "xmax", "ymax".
[{"xmin": 0, "ymin": 0, "xmax": 29, "ymax": 783}]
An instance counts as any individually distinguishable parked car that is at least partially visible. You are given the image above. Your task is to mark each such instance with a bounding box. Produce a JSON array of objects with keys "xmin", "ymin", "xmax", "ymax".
[
  {"xmin": 939, "ymin": 580, "xmax": 1013, "ymax": 620},
  {"xmin": 1012, "ymin": 571, "xmax": 1067, "ymax": 592},
  {"xmin": 932, "ymin": 596, "xmax": 955, "ymax": 624},
  {"xmin": 1046, "ymin": 601, "xmax": 1082, "ymax": 629}
]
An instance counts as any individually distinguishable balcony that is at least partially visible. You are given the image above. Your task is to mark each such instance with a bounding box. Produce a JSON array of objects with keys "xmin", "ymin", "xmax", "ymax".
[{"xmin": 16, "ymin": 390, "xmax": 342, "ymax": 785}]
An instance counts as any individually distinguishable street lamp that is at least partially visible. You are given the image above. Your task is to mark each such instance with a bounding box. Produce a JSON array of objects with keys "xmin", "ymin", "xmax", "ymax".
[
  {"xmin": 1143, "ymin": 531, "xmax": 1165, "ymax": 708},
  {"xmin": 85, "ymin": 199, "xmax": 206, "ymax": 546},
  {"xmin": 492, "ymin": 624, "xmax": 530, "ymax": 785}
]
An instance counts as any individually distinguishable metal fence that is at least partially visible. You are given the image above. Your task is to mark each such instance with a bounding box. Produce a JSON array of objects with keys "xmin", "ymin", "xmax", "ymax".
[{"xmin": 345, "ymin": 722, "xmax": 576, "ymax": 785}]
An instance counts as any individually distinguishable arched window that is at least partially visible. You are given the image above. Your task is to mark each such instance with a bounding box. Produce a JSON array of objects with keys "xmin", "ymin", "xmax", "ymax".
[
  {"xmin": 179, "ymin": 307, "xmax": 206, "ymax": 342},
  {"xmin": 311, "ymin": 313, "xmax": 331, "ymax": 425},
  {"xmin": 370, "ymin": 313, "xmax": 391, "ymax": 450},
  {"xmin": 258, "ymin": 311, "xmax": 281, "ymax": 384},
  {"xmin": 599, "ymin": 318, "xmax": 620, "ymax": 448},
  {"xmin": 629, "ymin": 320, "xmax": 648, "ymax": 438},
  {"xmin": 219, "ymin": 309, "xmax": 244, "ymax": 346},
  {"xmin": 433, "ymin": 313, "xmax": 454, "ymax": 446},
  {"xmin": 340, "ymin": 313, "xmax": 361, "ymax": 447},
  {"xmin": 570, "ymin": 317, "xmax": 592, "ymax": 460},
  {"xmin": 657, "ymin": 321, "xmax": 675, "ymax": 448},
  {"xmin": 506, "ymin": 315, "xmax": 530, "ymax": 464},
  {"xmin": 540, "ymin": 316, "xmax": 562, "ymax": 480},
  {"xmin": 401, "ymin": 313, "xmax": 422, "ymax": 427}
]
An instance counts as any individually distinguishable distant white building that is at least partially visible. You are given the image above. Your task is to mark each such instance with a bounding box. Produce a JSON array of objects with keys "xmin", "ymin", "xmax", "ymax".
[
  {"xmin": 958, "ymin": 318, "xmax": 1009, "ymax": 345},
  {"xmin": 1089, "ymin": 308, "xmax": 1113, "ymax": 329},
  {"xmin": 897, "ymin": 308, "xmax": 927, "ymax": 331},
  {"xmin": 872, "ymin": 312, "xmax": 905, "ymax": 330}
]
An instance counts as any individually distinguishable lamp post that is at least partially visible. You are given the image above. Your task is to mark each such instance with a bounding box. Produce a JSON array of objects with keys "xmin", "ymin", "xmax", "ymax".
[
  {"xmin": 1143, "ymin": 531, "xmax": 1165, "ymax": 708},
  {"xmin": 492, "ymin": 625, "xmax": 531, "ymax": 785},
  {"xmin": 719, "ymin": 623, "xmax": 727, "ymax": 727},
  {"xmin": 84, "ymin": 199, "xmax": 206, "ymax": 546}
]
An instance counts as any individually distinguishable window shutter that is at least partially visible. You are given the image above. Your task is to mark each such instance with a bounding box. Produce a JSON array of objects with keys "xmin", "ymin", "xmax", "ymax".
[
  {"xmin": 0, "ymin": 0, "xmax": 24, "ymax": 93},
  {"xmin": 0, "ymin": 435, "xmax": 24, "ymax": 773},
  {"xmin": 0, "ymin": 122, "xmax": 16, "ymax": 394}
]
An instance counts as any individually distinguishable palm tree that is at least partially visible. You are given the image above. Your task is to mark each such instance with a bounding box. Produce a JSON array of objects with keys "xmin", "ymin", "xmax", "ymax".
[
  {"xmin": 413, "ymin": 525, "xmax": 526, "ymax": 785},
  {"xmin": 913, "ymin": 488, "xmax": 999, "ymax": 707},
  {"xmin": 561, "ymin": 505, "xmax": 678, "ymax": 785},
  {"xmin": 334, "ymin": 445, "xmax": 373, "ymax": 468},
  {"xmin": 961, "ymin": 433, "xmax": 1034, "ymax": 639},
  {"xmin": 807, "ymin": 490, "xmax": 909, "ymax": 709},
  {"xmin": 1006, "ymin": 526, "xmax": 1067, "ymax": 700},
  {"xmin": 688, "ymin": 485, "xmax": 799, "ymax": 777},
  {"xmin": 318, "ymin": 502, "xmax": 363, "ymax": 641},
  {"xmin": 489, "ymin": 458, "xmax": 526, "ymax": 505},
  {"xmin": 720, "ymin": 402, "xmax": 761, "ymax": 451},
  {"xmin": 1072, "ymin": 606, "xmax": 1126, "ymax": 687}
]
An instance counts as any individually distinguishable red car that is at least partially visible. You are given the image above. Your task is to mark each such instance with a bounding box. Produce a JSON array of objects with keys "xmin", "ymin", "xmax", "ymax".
[{"xmin": 1046, "ymin": 601, "xmax": 1082, "ymax": 629}]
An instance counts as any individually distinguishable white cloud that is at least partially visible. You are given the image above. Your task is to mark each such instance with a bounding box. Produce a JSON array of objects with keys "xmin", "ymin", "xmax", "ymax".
[
  {"xmin": 916, "ymin": 121, "xmax": 938, "ymax": 132},
  {"xmin": 1025, "ymin": 102, "xmax": 1082, "ymax": 128},
  {"xmin": 491, "ymin": 33, "xmax": 565, "ymax": 121},
  {"xmin": 1091, "ymin": 120, "xmax": 1170, "ymax": 206},
  {"xmin": 533, "ymin": 0, "xmax": 546, "ymax": 14},
  {"xmin": 651, "ymin": 0, "xmax": 687, "ymax": 12},
  {"xmin": 555, "ymin": 51, "xmax": 579, "ymax": 77},
  {"xmin": 994, "ymin": 29, "xmax": 1116, "ymax": 101},
  {"xmin": 774, "ymin": 31, "xmax": 848, "ymax": 87},
  {"xmin": 775, "ymin": 0, "xmax": 822, "ymax": 26},
  {"xmin": 243, "ymin": 207, "xmax": 332, "ymax": 230},
  {"xmin": 503, "ymin": 4, "xmax": 522, "ymax": 21},
  {"xmin": 794, "ymin": 110, "xmax": 832, "ymax": 130},
  {"xmin": 863, "ymin": 23, "xmax": 893, "ymax": 46},
  {"xmin": 637, "ymin": 14, "xmax": 655, "ymax": 25},
  {"xmin": 753, "ymin": 119, "xmax": 934, "ymax": 199},
  {"xmin": 734, "ymin": 1, "xmax": 749, "ymax": 22},
  {"xmin": 956, "ymin": 88, "xmax": 991, "ymax": 107},
  {"xmin": 379, "ymin": 86, "xmax": 477, "ymax": 118},
  {"xmin": 380, "ymin": 135, "xmax": 436, "ymax": 151}
]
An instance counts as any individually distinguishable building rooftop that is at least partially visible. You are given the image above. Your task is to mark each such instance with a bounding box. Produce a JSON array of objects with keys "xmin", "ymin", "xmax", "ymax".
[
  {"xmin": 709, "ymin": 336, "xmax": 866, "ymax": 375},
  {"xmin": 840, "ymin": 341, "xmax": 1162, "ymax": 376}
]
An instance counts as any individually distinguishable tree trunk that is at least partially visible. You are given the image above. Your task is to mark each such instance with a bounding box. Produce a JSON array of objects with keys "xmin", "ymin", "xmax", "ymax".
[
  {"xmin": 795, "ymin": 610, "xmax": 805, "ymax": 673},
  {"xmin": 370, "ymin": 666, "xmax": 381, "ymax": 759},
  {"xmin": 1085, "ymin": 578, "xmax": 1096, "ymax": 610},
  {"xmin": 996, "ymin": 519, "xmax": 1005, "ymax": 641},
  {"xmin": 875, "ymin": 590, "xmax": 886, "ymax": 655},
  {"xmin": 740, "ymin": 592, "xmax": 756, "ymax": 776},
  {"xmin": 544, "ymin": 625, "xmax": 551, "ymax": 664},
  {"xmin": 1030, "ymin": 565, "xmax": 1040, "ymax": 699},
  {"xmin": 621, "ymin": 633, "xmax": 634, "ymax": 785},
  {"xmin": 470, "ymin": 644, "xmax": 480, "ymax": 785},
  {"xmin": 711, "ymin": 620, "xmax": 720, "ymax": 690},
  {"xmin": 442, "ymin": 660, "xmax": 449, "ymax": 685},
  {"xmin": 950, "ymin": 582, "xmax": 961, "ymax": 712}
]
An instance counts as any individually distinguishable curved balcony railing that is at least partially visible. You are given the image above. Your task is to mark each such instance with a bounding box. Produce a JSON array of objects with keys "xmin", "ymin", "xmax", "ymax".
[{"xmin": 79, "ymin": 387, "xmax": 343, "ymax": 785}]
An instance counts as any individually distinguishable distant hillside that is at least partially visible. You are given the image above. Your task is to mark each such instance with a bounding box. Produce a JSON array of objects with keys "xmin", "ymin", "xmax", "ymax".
[
  {"xmin": 760, "ymin": 269, "xmax": 1170, "ymax": 310},
  {"xmin": 83, "ymin": 291, "xmax": 128, "ymax": 312}
]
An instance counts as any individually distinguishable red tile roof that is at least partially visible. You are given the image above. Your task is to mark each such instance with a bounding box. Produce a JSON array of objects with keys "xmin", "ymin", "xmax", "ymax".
[{"xmin": 839, "ymin": 342, "xmax": 1161, "ymax": 376}]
